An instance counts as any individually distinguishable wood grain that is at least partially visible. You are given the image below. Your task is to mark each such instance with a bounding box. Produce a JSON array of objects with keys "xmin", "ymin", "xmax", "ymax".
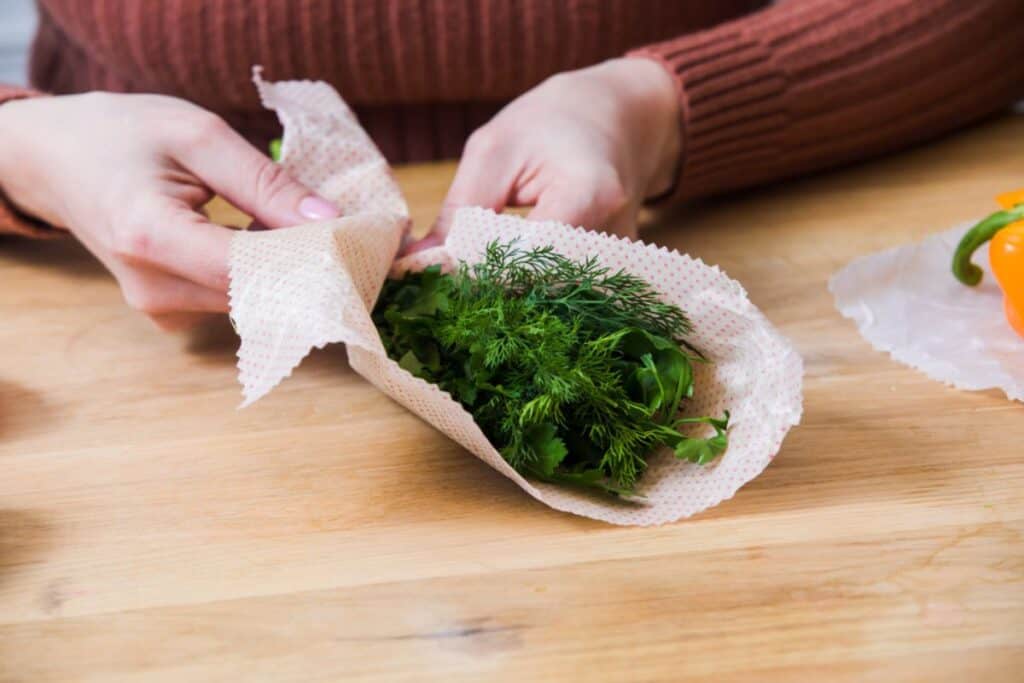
[{"xmin": 1, "ymin": 116, "xmax": 1022, "ymax": 682}]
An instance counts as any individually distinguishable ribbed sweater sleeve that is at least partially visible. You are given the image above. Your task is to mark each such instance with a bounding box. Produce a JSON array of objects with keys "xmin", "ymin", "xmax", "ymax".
[
  {"xmin": 630, "ymin": 0, "xmax": 1024, "ymax": 202},
  {"xmin": 0, "ymin": 85, "xmax": 58, "ymax": 238}
]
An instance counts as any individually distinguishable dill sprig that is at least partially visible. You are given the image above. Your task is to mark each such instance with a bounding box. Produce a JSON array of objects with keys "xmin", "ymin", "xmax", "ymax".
[
  {"xmin": 372, "ymin": 241, "xmax": 728, "ymax": 497},
  {"xmin": 467, "ymin": 242, "xmax": 692, "ymax": 341}
]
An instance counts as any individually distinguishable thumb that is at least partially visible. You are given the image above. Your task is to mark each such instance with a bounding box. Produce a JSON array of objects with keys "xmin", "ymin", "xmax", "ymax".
[{"xmin": 176, "ymin": 118, "xmax": 341, "ymax": 228}]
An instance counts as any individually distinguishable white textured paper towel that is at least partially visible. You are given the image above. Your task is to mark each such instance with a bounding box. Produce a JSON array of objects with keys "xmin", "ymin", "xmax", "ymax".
[
  {"xmin": 830, "ymin": 224, "xmax": 1024, "ymax": 401},
  {"xmin": 229, "ymin": 72, "xmax": 804, "ymax": 525}
]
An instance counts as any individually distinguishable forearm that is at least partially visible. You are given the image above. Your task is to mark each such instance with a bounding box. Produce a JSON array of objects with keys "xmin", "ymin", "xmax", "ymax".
[{"xmin": 631, "ymin": 0, "xmax": 1024, "ymax": 201}]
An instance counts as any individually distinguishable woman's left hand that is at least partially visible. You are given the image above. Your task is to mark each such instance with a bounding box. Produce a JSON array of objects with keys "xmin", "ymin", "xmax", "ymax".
[{"xmin": 406, "ymin": 57, "xmax": 681, "ymax": 252}]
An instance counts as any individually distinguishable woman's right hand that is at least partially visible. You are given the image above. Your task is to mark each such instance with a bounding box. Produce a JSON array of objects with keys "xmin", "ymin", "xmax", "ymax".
[{"xmin": 0, "ymin": 92, "xmax": 340, "ymax": 330}]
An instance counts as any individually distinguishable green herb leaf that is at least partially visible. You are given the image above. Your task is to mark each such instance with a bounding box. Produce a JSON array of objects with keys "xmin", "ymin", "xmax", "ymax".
[
  {"xmin": 673, "ymin": 412, "xmax": 731, "ymax": 465},
  {"xmin": 525, "ymin": 423, "xmax": 569, "ymax": 477},
  {"xmin": 397, "ymin": 350, "xmax": 424, "ymax": 376},
  {"xmin": 371, "ymin": 241, "xmax": 730, "ymax": 497}
]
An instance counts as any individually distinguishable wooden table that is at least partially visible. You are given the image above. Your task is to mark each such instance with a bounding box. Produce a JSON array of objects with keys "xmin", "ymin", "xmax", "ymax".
[{"xmin": 1, "ymin": 116, "xmax": 1022, "ymax": 682}]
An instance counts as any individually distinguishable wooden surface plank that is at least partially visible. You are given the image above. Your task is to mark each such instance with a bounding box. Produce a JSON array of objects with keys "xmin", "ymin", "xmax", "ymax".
[{"xmin": 1, "ymin": 115, "xmax": 1022, "ymax": 682}]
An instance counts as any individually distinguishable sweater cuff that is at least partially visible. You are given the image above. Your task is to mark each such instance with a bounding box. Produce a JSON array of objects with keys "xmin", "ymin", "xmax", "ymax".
[
  {"xmin": 628, "ymin": 23, "xmax": 789, "ymax": 202},
  {"xmin": 0, "ymin": 87, "xmax": 61, "ymax": 238}
]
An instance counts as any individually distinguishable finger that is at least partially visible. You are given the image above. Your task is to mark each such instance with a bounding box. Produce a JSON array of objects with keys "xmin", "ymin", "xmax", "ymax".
[
  {"xmin": 175, "ymin": 116, "xmax": 340, "ymax": 228},
  {"xmin": 603, "ymin": 197, "xmax": 642, "ymax": 239},
  {"xmin": 527, "ymin": 189, "xmax": 611, "ymax": 232},
  {"xmin": 113, "ymin": 203, "xmax": 233, "ymax": 292},
  {"xmin": 527, "ymin": 175, "xmax": 629, "ymax": 234},
  {"xmin": 405, "ymin": 129, "xmax": 518, "ymax": 255},
  {"xmin": 401, "ymin": 231, "xmax": 445, "ymax": 255},
  {"xmin": 148, "ymin": 313, "xmax": 216, "ymax": 332},
  {"xmin": 112, "ymin": 261, "xmax": 230, "ymax": 316}
]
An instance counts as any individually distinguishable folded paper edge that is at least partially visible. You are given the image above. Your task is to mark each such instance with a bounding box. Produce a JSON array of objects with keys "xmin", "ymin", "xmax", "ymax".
[
  {"xmin": 437, "ymin": 207, "xmax": 806, "ymax": 524},
  {"xmin": 232, "ymin": 74, "xmax": 807, "ymax": 523},
  {"xmin": 828, "ymin": 222, "xmax": 1024, "ymax": 403}
]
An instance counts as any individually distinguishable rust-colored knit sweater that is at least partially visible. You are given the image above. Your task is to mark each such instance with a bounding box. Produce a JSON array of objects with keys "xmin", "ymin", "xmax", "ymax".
[{"xmin": 1, "ymin": 0, "xmax": 1022, "ymax": 237}]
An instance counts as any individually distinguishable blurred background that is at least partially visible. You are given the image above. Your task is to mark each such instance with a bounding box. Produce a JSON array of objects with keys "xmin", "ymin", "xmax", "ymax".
[
  {"xmin": 1, "ymin": 0, "xmax": 1019, "ymax": 111},
  {"xmin": 0, "ymin": 0, "xmax": 37, "ymax": 85}
]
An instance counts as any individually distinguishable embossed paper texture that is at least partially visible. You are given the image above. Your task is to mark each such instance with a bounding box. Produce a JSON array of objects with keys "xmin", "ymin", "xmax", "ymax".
[{"xmin": 229, "ymin": 73, "xmax": 803, "ymax": 525}]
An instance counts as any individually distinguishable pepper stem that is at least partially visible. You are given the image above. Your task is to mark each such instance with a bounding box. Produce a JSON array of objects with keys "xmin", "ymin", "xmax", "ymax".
[{"xmin": 952, "ymin": 204, "xmax": 1024, "ymax": 286}]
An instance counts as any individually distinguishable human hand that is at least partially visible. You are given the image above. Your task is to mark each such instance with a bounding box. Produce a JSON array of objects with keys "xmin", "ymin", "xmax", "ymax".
[
  {"xmin": 0, "ymin": 93, "xmax": 340, "ymax": 330},
  {"xmin": 407, "ymin": 57, "xmax": 680, "ymax": 252}
]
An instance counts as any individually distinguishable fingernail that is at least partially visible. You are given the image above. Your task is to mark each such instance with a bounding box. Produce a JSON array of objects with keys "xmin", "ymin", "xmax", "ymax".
[{"xmin": 298, "ymin": 195, "xmax": 341, "ymax": 220}]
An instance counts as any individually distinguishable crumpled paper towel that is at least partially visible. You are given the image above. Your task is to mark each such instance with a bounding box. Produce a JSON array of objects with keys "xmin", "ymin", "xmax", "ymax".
[
  {"xmin": 830, "ymin": 224, "xmax": 1024, "ymax": 402},
  {"xmin": 229, "ymin": 71, "xmax": 803, "ymax": 525}
]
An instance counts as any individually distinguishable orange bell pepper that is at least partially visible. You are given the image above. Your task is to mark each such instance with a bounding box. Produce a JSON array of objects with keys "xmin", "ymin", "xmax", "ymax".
[
  {"xmin": 997, "ymin": 189, "xmax": 1024, "ymax": 210},
  {"xmin": 952, "ymin": 189, "xmax": 1024, "ymax": 337}
]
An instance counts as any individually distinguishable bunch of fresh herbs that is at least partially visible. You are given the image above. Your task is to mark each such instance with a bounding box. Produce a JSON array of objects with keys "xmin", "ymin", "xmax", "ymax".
[{"xmin": 372, "ymin": 242, "xmax": 729, "ymax": 497}]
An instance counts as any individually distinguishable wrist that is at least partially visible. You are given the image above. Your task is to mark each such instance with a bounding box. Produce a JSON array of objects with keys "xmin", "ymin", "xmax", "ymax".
[
  {"xmin": 596, "ymin": 57, "xmax": 682, "ymax": 200},
  {"xmin": 0, "ymin": 97, "xmax": 30, "ymax": 198},
  {"xmin": 0, "ymin": 97, "xmax": 60, "ymax": 237},
  {"xmin": 0, "ymin": 96, "xmax": 65, "ymax": 228},
  {"xmin": 0, "ymin": 91, "xmax": 41, "ymax": 152}
]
